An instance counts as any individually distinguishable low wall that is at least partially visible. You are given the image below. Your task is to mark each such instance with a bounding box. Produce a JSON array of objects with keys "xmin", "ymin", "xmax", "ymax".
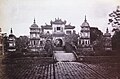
[
  {"xmin": 2, "ymin": 57, "xmax": 54, "ymax": 64},
  {"xmin": 78, "ymin": 56, "xmax": 120, "ymax": 63}
]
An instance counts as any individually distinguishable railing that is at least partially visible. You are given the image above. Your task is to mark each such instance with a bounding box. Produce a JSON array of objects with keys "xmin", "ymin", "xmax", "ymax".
[{"xmin": 72, "ymin": 51, "xmax": 79, "ymax": 61}]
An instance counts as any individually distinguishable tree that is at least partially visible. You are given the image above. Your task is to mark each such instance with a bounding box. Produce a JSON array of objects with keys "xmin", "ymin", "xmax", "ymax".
[
  {"xmin": 109, "ymin": 6, "xmax": 120, "ymax": 54},
  {"xmin": 92, "ymin": 36, "xmax": 104, "ymax": 55},
  {"xmin": 108, "ymin": 6, "xmax": 120, "ymax": 32},
  {"xmin": 90, "ymin": 27, "xmax": 104, "ymax": 55},
  {"xmin": 44, "ymin": 40, "xmax": 53, "ymax": 56},
  {"xmin": 112, "ymin": 31, "xmax": 120, "ymax": 53},
  {"xmin": 90, "ymin": 27, "xmax": 103, "ymax": 44},
  {"xmin": 64, "ymin": 30, "xmax": 79, "ymax": 53},
  {"xmin": 16, "ymin": 36, "xmax": 29, "ymax": 53},
  {"xmin": 3, "ymin": 34, "xmax": 8, "ymax": 53}
]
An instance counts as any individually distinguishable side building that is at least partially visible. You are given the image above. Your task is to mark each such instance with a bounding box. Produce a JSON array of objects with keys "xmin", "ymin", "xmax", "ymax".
[
  {"xmin": 103, "ymin": 28, "xmax": 112, "ymax": 51},
  {"xmin": 7, "ymin": 28, "xmax": 16, "ymax": 52}
]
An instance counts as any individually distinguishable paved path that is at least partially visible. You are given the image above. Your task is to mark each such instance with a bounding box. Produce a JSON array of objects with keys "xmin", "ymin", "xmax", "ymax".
[
  {"xmin": 0, "ymin": 61, "xmax": 106, "ymax": 79},
  {"xmin": 54, "ymin": 62, "xmax": 106, "ymax": 79},
  {"xmin": 54, "ymin": 51, "xmax": 76, "ymax": 62}
]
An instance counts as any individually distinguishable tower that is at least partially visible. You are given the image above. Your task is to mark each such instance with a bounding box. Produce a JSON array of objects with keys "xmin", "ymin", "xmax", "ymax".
[
  {"xmin": 79, "ymin": 16, "xmax": 93, "ymax": 51},
  {"xmin": 104, "ymin": 28, "xmax": 112, "ymax": 51},
  {"xmin": 29, "ymin": 18, "xmax": 41, "ymax": 52},
  {"xmin": 80, "ymin": 16, "xmax": 90, "ymax": 47},
  {"xmin": 8, "ymin": 28, "xmax": 16, "ymax": 52}
]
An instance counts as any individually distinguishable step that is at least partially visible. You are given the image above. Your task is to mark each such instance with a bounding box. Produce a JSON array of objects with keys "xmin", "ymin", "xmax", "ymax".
[
  {"xmin": 54, "ymin": 51, "xmax": 76, "ymax": 62},
  {"xmin": 54, "ymin": 47, "xmax": 64, "ymax": 51}
]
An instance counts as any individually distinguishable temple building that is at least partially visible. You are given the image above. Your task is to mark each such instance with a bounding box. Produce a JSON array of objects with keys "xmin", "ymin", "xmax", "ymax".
[
  {"xmin": 29, "ymin": 18, "xmax": 75, "ymax": 52},
  {"xmin": 28, "ymin": 17, "xmax": 113, "ymax": 53},
  {"xmin": 7, "ymin": 28, "xmax": 16, "ymax": 52},
  {"xmin": 103, "ymin": 28, "xmax": 112, "ymax": 51},
  {"xmin": 79, "ymin": 16, "xmax": 93, "ymax": 51}
]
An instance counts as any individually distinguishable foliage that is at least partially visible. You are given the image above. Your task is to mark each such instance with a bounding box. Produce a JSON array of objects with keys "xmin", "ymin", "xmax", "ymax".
[
  {"xmin": 90, "ymin": 27, "xmax": 104, "ymax": 55},
  {"xmin": 112, "ymin": 31, "xmax": 120, "ymax": 53},
  {"xmin": 109, "ymin": 6, "xmax": 120, "ymax": 55},
  {"xmin": 90, "ymin": 27, "xmax": 103, "ymax": 44},
  {"xmin": 16, "ymin": 36, "xmax": 29, "ymax": 52},
  {"xmin": 44, "ymin": 40, "xmax": 53, "ymax": 56},
  {"xmin": 108, "ymin": 6, "xmax": 120, "ymax": 32}
]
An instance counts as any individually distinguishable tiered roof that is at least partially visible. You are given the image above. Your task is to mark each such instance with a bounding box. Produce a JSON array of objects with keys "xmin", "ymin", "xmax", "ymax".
[
  {"xmin": 41, "ymin": 18, "xmax": 75, "ymax": 29},
  {"xmin": 104, "ymin": 28, "xmax": 111, "ymax": 37},
  {"xmin": 50, "ymin": 18, "xmax": 66, "ymax": 25},
  {"xmin": 81, "ymin": 16, "xmax": 90, "ymax": 27},
  {"xmin": 9, "ymin": 28, "xmax": 15, "ymax": 38},
  {"xmin": 30, "ymin": 18, "xmax": 39, "ymax": 28}
]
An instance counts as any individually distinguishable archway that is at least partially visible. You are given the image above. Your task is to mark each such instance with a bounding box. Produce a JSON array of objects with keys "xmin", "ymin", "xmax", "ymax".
[{"xmin": 55, "ymin": 39, "xmax": 63, "ymax": 47}]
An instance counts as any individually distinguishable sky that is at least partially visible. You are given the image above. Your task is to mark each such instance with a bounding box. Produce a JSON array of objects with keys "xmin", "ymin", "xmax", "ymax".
[{"xmin": 0, "ymin": 0, "xmax": 120, "ymax": 37}]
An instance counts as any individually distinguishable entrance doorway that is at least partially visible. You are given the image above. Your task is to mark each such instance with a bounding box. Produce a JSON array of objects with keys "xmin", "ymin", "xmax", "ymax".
[{"xmin": 55, "ymin": 39, "xmax": 63, "ymax": 47}]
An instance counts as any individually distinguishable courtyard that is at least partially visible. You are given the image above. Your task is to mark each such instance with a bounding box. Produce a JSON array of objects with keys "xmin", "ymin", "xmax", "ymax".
[{"xmin": 0, "ymin": 55, "xmax": 120, "ymax": 79}]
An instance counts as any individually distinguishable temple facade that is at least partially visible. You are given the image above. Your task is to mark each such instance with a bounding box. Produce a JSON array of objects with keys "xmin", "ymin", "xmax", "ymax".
[
  {"xmin": 41, "ymin": 18, "xmax": 75, "ymax": 47},
  {"xmin": 29, "ymin": 18, "xmax": 75, "ymax": 52}
]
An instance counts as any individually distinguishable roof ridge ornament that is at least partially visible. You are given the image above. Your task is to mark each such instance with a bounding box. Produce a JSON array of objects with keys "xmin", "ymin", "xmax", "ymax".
[
  {"xmin": 106, "ymin": 27, "xmax": 109, "ymax": 33},
  {"xmin": 117, "ymin": 5, "xmax": 120, "ymax": 11}
]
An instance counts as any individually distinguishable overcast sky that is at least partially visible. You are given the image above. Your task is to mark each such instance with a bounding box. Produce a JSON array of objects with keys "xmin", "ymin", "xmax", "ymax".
[{"xmin": 0, "ymin": 0, "xmax": 120, "ymax": 37}]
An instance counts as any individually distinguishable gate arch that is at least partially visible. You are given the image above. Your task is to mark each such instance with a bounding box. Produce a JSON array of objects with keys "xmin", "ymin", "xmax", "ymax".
[{"xmin": 55, "ymin": 39, "xmax": 63, "ymax": 47}]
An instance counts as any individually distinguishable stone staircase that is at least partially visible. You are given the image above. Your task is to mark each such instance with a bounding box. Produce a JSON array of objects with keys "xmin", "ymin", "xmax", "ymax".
[
  {"xmin": 54, "ymin": 47, "xmax": 64, "ymax": 51},
  {"xmin": 54, "ymin": 51, "xmax": 76, "ymax": 62}
]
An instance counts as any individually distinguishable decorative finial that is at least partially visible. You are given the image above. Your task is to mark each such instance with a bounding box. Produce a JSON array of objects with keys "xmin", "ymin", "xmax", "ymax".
[
  {"xmin": 85, "ymin": 15, "xmax": 87, "ymax": 22},
  {"xmin": 116, "ymin": 6, "xmax": 120, "ymax": 11},
  {"xmin": 117, "ymin": 6, "xmax": 120, "ymax": 11},
  {"xmin": 10, "ymin": 28, "xmax": 13, "ymax": 34},
  {"xmin": 34, "ymin": 18, "xmax": 36, "ymax": 24},
  {"xmin": 106, "ymin": 27, "xmax": 109, "ymax": 33}
]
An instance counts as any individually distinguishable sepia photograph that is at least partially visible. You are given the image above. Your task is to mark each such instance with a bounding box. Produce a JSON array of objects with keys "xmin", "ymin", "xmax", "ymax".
[{"xmin": 0, "ymin": 0, "xmax": 120, "ymax": 79}]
